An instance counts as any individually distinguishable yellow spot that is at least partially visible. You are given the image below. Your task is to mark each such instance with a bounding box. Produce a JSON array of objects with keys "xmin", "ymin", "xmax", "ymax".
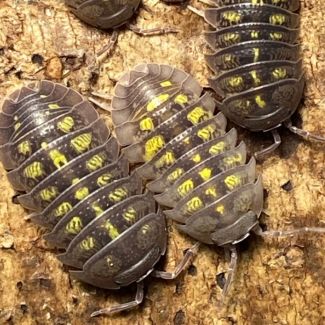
[
  {"xmin": 224, "ymin": 32, "xmax": 240, "ymax": 43},
  {"xmin": 166, "ymin": 168, "xmax": 184, "ymax": 183},
  {"xmin": 54, "ymin": 202, "xmax": 73, "ymax": 218},
  {"xmin": 225, "ymin": 175, "xmax": 242, "ymax": 190},
  {"xmin": 72, "ymin": 178, "xmax": 80, "ymax": 185},
  {"xmin": 228, "ymin": 76, "xmax": 243, "ymax": 88},
  {"xmin": 160, "ymin": 80, "xmax": 172, "ymax": 87},
  {"xmin": 141, "ymin": 224, "xmax": 151, "ymax": 235},
  {"xmin": 154, "ymin": 151, "xmax": 176, "ymax": 169},
  {"xmin": 49, "ymin": 149, "xmax": 68, "ymax": 169},
  {"xmin": 182, "ymin": 137, "xmax": 191, "ymax": 145},
  {"xmin": 191, "ymin": 154, "xmax": 201, "ymax": 163},
  {"xmin": 174, "ymin": 94, "xmax": 188, "ymax": 105},
  {"xmin": 48, "ymin": 103, "xmax": 60, "ymax": 109},
  {"xmin": 197, "ymin": 125, "xmax": 216, "ymax": 141},
  {"xmin": 40, "ymin": 186, "xmax": 58, "ymax": 202},
  {"xmin": 255, "ymin": 95, "xmax": 266, "ymax": 108},
  {"xmin": 70, "ymin": 133, "xmax": 92, "ymax": 153},
  {"xmin": 17, "ymin": 141, "xmax": 31, "ymax": 156},
  {"xmin": 209, "ymin": 141, "xmax": 226, "ymax": 155},
  {"xmin": 270, "ymin": 14, "xmax": 286, "ymax": 25},
  {"xmin": 91, "ymin": 202, "xmax": 104, "ymax": 217},
  {"xmin": 106, "ymin": 256, "xmax": 116, "ymax": 268},
  {"xmin": 198, "ymin": 167, "xmax": 212, "ymax": 181},
  {"xmin": 75, "ymin": 187, "xmax": 89, "ymax": 201},
  {"xmin": 270, "ymin": 32, "xmax": 283, "ymax": 41},
  {"xmin": 139, "ymin": 117, "xmax": 154, "ymax": 131},
  {"xmin": 14, "ymin": 122, "xmax": 21, "ymax": 131},
  {"xmin": 224, "ymin": 54, "xmax": 235, "ymax": 64},
  {"xmin": 272, "ymin": 68, "xmax": 287, "ymax": 79},
  {"xmin": 253, "ymin": 48, "xmax": 260, "ymax": 62},
  {"xmin": 250, "ymin": 30, "xmax": 259, "ymax": 39},
  {"xmin": 144, "ymin": 135, "xmax": 165, "ymax": 161},
  {"xmin": 97, "ymin": 173, "xmax": 113, "ymax": 187},
  {"xmin": 146, "ymin": 94, "xmax": 170, "ymax": 112},
  {"xmin": 187, "ymin": 107, "xmax": 212, "ymax": 125},
  {"xmin": 223, "ymin": 153, "xmax": 243, "ymax": 167},
  {"xmin": 23, "ymin": 161, "xmax": 44, "ymax": 180},
  {"xmin": 233, "ymin": 99, "xmax": 251, "ymax": 112},
  {"xmin": 108, "ymin": 187, "xmax": 128, "ymax": 202},
  {"xmin": 123, "ymin": 206, "xmax": 137, "ymax": 223},
  {"xmin": 185, "ymin": 197, "xmax": 203, "ymax": 214},
  {"xmin": 41, "ymin": 142, "xmax": 48, "ymax": 149},
  {"xmin": 205, "ymin": 187, "xmax": 217, "ymax": 198},
  {"xmin": 250, "ymin": 70, "xmax": 261, "ymax": 86},
  {"xmin": 57, "ymin": 116, "xmax": 74, "ymax": 133},
  {"xmin": 223, "ymin": 11, "xmax": 241, "ymax": 24},
  {"xmin": 102, "ymin": 220, "xmax": 119, "ymax": 239},
  {"xmin": 215, "ymin": 205, "xmax": 225, "ymax": 214},
  {"xmin": 86, "ymin": 154, "xmax": 105, "ymax": 171},
  {"xmin": 79, "ymin": 236, "xmax": 95, "ymax": 251},
  {"xmin": 65, "ymin": 216, "xmax": 83, "ymax": 235},
  {"xmin": 177, "ymin": 179, "xmax": 194, "ymax": 197}
]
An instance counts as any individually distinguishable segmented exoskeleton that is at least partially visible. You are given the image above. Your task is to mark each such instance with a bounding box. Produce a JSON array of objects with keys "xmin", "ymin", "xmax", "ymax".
[
  {"xmin": 1, "ymin": 66, "xmax": 324, "ymax": 317},
  {"xmin": 189, "ymin": 0, "xmax": 324, "ymax": 158},
  {"xmin": 112, "ymin": 63, "xmax": 325, "ymax": 307},
  {"xmin": 0, "ymin": 81, "xmax": 169, "ymax": 317}
]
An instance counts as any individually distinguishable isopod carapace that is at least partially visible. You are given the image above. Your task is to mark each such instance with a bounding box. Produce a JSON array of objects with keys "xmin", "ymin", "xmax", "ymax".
[
  {"xmin": 65, "ymin": 0, "xmax": 142, "ymax": 30},
  {"xmin": 112, "ymin": 63, "xmax": 325, "ymax": 302},
  {"xmin": 0, "ymin": 80, "xmax": 174, "ymax": 317},
  {"xmin": 190, "ymin": 0, "xmax": 324, "ymax": 158}
]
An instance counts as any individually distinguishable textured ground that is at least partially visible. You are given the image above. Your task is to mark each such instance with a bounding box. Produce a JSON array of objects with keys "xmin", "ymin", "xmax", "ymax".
[{"xmin": 0, "ymin": 0, "xmax": 324, "ymax": 324}]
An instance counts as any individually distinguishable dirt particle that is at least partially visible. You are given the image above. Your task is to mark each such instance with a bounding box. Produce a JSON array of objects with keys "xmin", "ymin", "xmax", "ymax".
[
  {"xmin": 31, "ymin": 54, "xmax": 44, "ymax": 65},
  {"xmin": 173, "ymin": 310, "xmax": 185, "ymax": 325},
  {"xmin": 45, "ymin": 57, "xmax": 63, "ymax": 80},
  {"xmin": 281, "ymin": 180, "xmax": 293, "ymax": 192}
]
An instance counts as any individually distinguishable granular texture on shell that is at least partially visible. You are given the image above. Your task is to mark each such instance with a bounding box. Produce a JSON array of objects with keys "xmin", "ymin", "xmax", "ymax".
[
  {"xmin": 112, "ymin": 63, "xmax": 263, "ymax": 246},
  {"xmin": 0, "ymin": 81, "xmax": 166, "ymax": 292},
  {"xmin": 65, "ymin": 0, "xmax": 142, "ymax": 29},
  {"xmin": 202, "ymin": 1, "xmax": 303, "ymax": 132}
]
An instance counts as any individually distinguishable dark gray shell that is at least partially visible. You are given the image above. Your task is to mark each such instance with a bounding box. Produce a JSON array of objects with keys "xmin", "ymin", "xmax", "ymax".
[
  {"xmin": 0, "ymin": 81, "xmax": 166, "ymax": 290},
  {"xmin": 112, "ymin": 63, "xmax": 263, "ymax": 246},
  {"xmin": 203, "ymin": 1, "xmax": 304, "ymax": 131},
  {"xmin": 65, "ymin": 0, "xmax": 141, "ymax": 29}
]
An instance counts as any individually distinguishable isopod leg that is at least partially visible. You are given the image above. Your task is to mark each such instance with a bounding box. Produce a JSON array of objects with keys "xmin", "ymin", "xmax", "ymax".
[
  {"xmin": 285, "ymin": 120, "xmax": 325, "ymax": 143},
  {"xmin": 127, "ymin": 23, "xmax": 179, "ymax": 36},
  {"xmin": 254, "ymin": 129, "xmax": 281, "ymax": 160},
  {"xmin": 90, "ymin": 282, "xmax": 144, "ymax": 317},
  {"xmin": 254, "ymin": 225, "xmax": 325, "ymax": 238},
  {"xmin": 221, "ymin": 246, "xmax": 238, "ymax": 299},
  {"xmin": 187, "ymin": 5, "xmax": 205, "ymax": 18},
  {"xmin": 151, "ymin": 242, "xmax": 200, "ymax": 280},
  {"xmin": 88, "ymin": 96, "xmax": 112, "ymax": 112},
  {"xmin": 95, "ymin": 30, "xmax": 119, "ymax": 65},
  {"xmin": 197, "ymin": 0, "xmax": 217, "ymax": 6}
]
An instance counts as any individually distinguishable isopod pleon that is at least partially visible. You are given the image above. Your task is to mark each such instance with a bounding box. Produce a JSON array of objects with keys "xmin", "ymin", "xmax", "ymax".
[{"xmin": 0, "ymin": 80, "xmax": 192, "ymax": 317}]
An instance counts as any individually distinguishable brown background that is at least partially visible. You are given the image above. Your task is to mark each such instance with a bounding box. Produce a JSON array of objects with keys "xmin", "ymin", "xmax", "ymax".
[{"xmin": 0, "ymin": 0, "xmax": 324, "ymax": 324}]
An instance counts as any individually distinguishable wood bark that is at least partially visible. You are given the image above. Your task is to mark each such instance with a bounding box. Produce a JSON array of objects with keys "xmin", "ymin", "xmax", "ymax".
[{"xmin": 0, "ymin": 0, "xmax": 324, "ymax": 324}]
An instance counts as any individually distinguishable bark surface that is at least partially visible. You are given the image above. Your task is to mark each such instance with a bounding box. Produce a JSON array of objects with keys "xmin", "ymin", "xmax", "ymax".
[{"xmin": 0, "ymin": 0, "xmax": 324, "ymax": 324}]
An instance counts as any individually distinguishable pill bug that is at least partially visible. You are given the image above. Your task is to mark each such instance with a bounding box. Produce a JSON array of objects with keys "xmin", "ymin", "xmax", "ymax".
[
  {"xmin": 111, "ymin": 63, "xmax": 325, "ymax": 303},
  {"xmin": 65, "ymin": 0, "xmax": 142, "ymax": 30},
  {"xmin": 65, "ymin": 0, "xmax": 178, "ymax": 46},
  {"xmin": 189, "ymin": 0, "xmax": 324, "ymax": 158},
  {"xmin": 0, "ymin": 81, "xmax": 172, "ymax": 317}
]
